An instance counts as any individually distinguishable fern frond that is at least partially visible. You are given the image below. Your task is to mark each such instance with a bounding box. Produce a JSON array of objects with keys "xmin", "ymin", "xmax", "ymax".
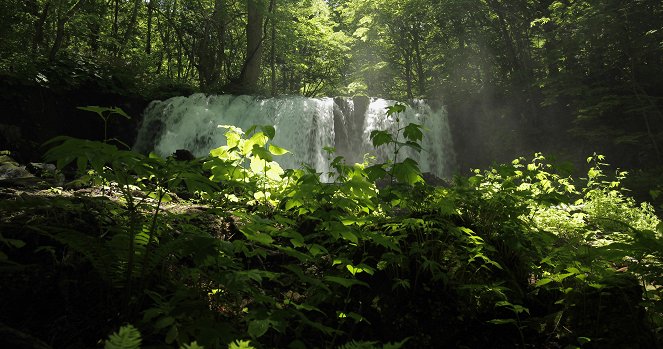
[
  {"xmin": 144, "ymin": 234, "xmax": 188, "ymax": 275},
  {"xmin": 336, "ymin": 341, "xmax": 379, "ymax": 349},
  {"xmin": 104, "ymin": 324, "xmax": 142, "ymax": 349},
  {"xmin": 31, "ymin": 226, "xmax": 116, "ymax": 283},
  {"xmin": 180, "ymin": 342, "xmax": 205, "ymax": 349},
  {"xmin": 228, "ymin": 339, "xmax": 255, "ymax": 349},
  {"xmin": 336, "ymin": 339, "xmax": 409, "ymax": 349}
]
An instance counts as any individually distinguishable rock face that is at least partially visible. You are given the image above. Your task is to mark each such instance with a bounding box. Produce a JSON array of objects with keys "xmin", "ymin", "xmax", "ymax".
[
  {"xmin": 0, "ymin": 154, "xmax": 34, "ymax": 180},
  {"xmin": 0, "ymin": 152, "xmax": 63, "ymax": 187}
]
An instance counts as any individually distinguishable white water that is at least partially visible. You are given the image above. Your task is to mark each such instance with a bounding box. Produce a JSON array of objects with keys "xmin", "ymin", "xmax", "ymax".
[{"xmin": 133, "ymin": 94, "xmax": 456, "ymax": 179}]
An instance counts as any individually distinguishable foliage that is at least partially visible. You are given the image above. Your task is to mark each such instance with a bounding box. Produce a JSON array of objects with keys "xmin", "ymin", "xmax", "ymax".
[
  {"xmin": 105, "ymin": 325, "xmax": 142, "ymax": 349},
  {"xmin": 1, "ymin": 104, "xmax": 662, "ymax": 348}
]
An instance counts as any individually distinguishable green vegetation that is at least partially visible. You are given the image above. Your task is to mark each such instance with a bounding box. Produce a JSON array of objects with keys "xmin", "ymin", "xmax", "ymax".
[
  {"xmin": 1, "ymin": 105, "xmax": 662, "ymax": 348},
  {"xmin": 1, "ymin": 0, "xmax": 662, "ymax": 347}
]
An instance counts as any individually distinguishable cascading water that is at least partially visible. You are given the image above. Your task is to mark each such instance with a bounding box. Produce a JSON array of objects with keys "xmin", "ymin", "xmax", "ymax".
[{"xmin": 133, "ymin": 94, "xmax": 456, "ymax": 179}]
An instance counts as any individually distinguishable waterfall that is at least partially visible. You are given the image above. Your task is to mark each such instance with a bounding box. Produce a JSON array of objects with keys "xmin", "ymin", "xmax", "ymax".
[{"xmin": 133, "ymin": 94, "xmax": 456, "ymax": 179}]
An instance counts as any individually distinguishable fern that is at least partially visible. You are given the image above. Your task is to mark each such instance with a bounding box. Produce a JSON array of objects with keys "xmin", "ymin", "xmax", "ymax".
[
  {"xmin": 104, "ymin": 324, "xmax": 142, "ymax": 349},
  {"xmin": 228, "ymin": 340, "xmax": 256, "ymax": 349},
  {"xmin": 336, "ymin": 339, "xmax": 408, "ymax": 349},
  {"xmin": 180, "ymin": 342, "xmax": 205, "ymax": 349},
  {"xmin": 337, "ymin": 341, "xmax": 380, "ymax": 349},
  {"xmin": 30, "ymin": 226, "xmax": 117, "ymax": 283}
]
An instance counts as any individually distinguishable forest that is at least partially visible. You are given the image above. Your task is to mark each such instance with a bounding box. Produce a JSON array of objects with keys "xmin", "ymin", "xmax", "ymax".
[{"xmin": 1, "ymin": 0, "xmax": 663, "ymax": 348}]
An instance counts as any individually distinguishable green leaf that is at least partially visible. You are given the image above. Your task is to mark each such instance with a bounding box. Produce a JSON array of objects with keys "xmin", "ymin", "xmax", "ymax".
[
  {"xmin": 248, "ymin": 319, "xmax": 270, "ymax": 338},
  {"xmin": 339, "ymin": 229, "xmax": 359, "ymax": 244},
  {"xmin": 251, "ymin": 145, "xmax": 273, "ymax": 162},
  {"xmin": 78, "ymin": 105, "xmax": 107, "ymax": 116},
  {"xmin": 155, "ymin": 316, "xmax": 175, "ymax": 329},
  {"xmin": 324, "ymin": 276, "xmax": 369, "ymax": 288},
  {"xmin": 110, "ymin": 107, "xmax": 131, "ymax": 119},
  {"xmin": 386, "ymin": 103, "xmax": 406, "ymax": 116},
  {"xmin": 260, "ymin": 125, "xmax": 276, "ymax": 139},
  {"xmin": 403, "ymin": 141, "xmax": 422, "ymax": 152},
  {"xmin": 228, "ymin": 340, "xmax": 255, "ymax": 349},
  {"xmin": 392, "ymin": 158, "xmax": 423, "ymax": 185},
  {"xmin": 268, "ymin": 144, "xmax": 289, "ymax": 155},
  {"xmin": 180, "ymin": 341, "xmax": 205, "ymax": 349},
  {"xmin": 403, "ymin": 123, "xmax": 423, "ymax": 142},
  {"xmin": 244, "ymin": 231, "xmax": 274, "ymax": 245},
  {"xmin": 364, "ymin": 164, "xmax": 387, "ymax": 181},
  {"xmin": 534, "ymin": 278, "xmax": 553, "ymax": 287},
  {"xmin": 165, "ymin": 325, "xmax": 178, "ymax": 344},
  {"xmin": 370, "ymin": 130, "xmax": 393, "ymax": 147},
  {"xmin": 577, "ymin": 337, "xmax": 592, "ymax": 345},
  {"xmin": 104, "ymin": 325, "xmax": 142, "ymax": 349},
  {"xmin": 488, "ymin": 318, "xmax": 516, "ymax": 325},
  {"xmin": 346, "ymin": 263, "xmax": 374, "ymax": 276}
]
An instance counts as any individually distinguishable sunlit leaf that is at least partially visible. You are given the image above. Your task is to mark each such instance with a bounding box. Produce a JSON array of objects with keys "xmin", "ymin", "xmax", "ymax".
[{"xmin": 268, "ymin": 144, "xmax": 289, "ymax": 155}]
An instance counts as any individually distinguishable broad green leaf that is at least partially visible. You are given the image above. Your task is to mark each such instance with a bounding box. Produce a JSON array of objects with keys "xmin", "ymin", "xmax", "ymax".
[
  {"xmin": 248, "ymin": 319, "xmax": 270, "ymax": 338},
  {"xmin": 78, "ymin": 106, "xmax": 108, "ymax": 115},
  {"xmin": 243, "ymin": 231, "xmax": 274, "ymax": 245},
  {"xmin": 260, "ymin": 125, "xmax": 276, "ymax": 139},
  {"xmin": 386, "ymin": 103, "xmax": 406, "ymax": 116},
  {"xmin": 165, "ymin": 325, "xmax": 178, "ymax": 344},
  {"xmin": 370, "ymin": 130, "xmax": 393, "ymax": 147},
  {"xmin": 392, "ymin": 158, "xmax": 423, "ymax": 185},
  {"xmin": 488, "ymin": 318, "xmax": 516, "ymax": 325},
  {"xmin": 268, "ymin": 144, "xmax": 289, "ymax": 155},
  {"xmin": 364, "ymin": 164, "xmax": 387, "ymax": 181},
  {"xmin": 324, "ymin": 276, "xmax": 369, "ymax": 288},
  {"xmin": 110, "ymin": 107, "xmax": 131, "ymax": 119},
  {"xmin": 403, "ymin": 123, "xmax": 423, "ymax": 142},
  {"xmin": 346, "ymin": 263, "xmax": 375, "ymax": 276},
  {"xmin": 154, "ymin": 316, "xmax": 175, "ymax": 329},
  {"xmin": 534, "ymin": 278, "xmax": 553, "ymax": 287},
  {"xmin": 403, "ymin": 141, "xmax": 422, "ymax": 152},
  {"xmin": 251, "ymin": 145, "xmax": 273, "ymax": 161}
]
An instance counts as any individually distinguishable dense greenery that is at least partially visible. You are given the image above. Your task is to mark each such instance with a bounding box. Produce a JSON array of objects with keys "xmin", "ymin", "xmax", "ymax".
[
  {"xmin": 1, "ymin": 105, "xmax": 662, "ymax": 348},
  {"xmin": 1, "ymin": 1, "xmax": 663, "ymax": 347},
  {"xmin": 2, "ymin": 0, "xmax": 662, "ymax": 169}
]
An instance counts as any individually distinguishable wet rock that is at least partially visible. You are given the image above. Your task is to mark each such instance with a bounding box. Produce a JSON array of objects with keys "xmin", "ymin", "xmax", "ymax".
[{"xmin": 174, "ymin": 149, "xmax": 196, "ymax": 161}]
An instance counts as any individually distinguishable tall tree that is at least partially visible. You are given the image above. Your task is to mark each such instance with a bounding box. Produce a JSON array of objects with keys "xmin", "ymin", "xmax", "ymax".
[{"xmin": 49, "ymin": 0, "xmax": 88, "ymax": 61}]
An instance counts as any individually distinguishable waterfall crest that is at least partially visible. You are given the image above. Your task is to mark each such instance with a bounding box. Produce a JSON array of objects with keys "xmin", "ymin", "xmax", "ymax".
[{"xmin": 133, "ymin": 94, "xmax": 456, "ymax": 178}]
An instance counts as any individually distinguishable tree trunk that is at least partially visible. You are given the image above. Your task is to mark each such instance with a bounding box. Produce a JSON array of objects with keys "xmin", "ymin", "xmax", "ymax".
[
  {"xmin": 224, "ymin": 0, "xmax": 267, "ymax": 94},
  {"xmin": 86, "ymin": 2, "xmax": 103, "ymax": 55},
  {"xmin": 112, "ymin": 0, "xmax": 119, "ymax": 38},
  {"xmin": 120, "ymin": 0, "xmax": 143, "ymax": 52},
  {"xmin": 242, "ymin": 0, "xmax": 265, "ymax": 90},
  {"xmin": 485, "ymin": 0, "xmax": 520, "ymax": 73},
  {"xmin": 412, "ymin": 25, "xmax": 426, "ymax": 97},
  {"xmin": 197, "ymin": 0, "xmax": 227, "ymax": 88},
  {"xmin": 146, "ymin": 0, "xmax": 156, "ymax": 54},
  {"xmin": 400, "ymin": 27, "xmax": 414, "ymax": 99},
  {"xmin": 31, "ymin": 0, "xmax": 51, "ymax": 56},
  {"xmin": 49, "ymin": 0, "xmax": 88, "ymax": 61},
  {"xmin": 270, "ymin": 10, "xmax": 276, "ymax": 96}
]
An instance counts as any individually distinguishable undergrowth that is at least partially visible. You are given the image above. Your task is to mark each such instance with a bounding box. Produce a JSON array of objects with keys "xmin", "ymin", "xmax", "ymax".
[{"xmin": 0, "ymin": 104, "xmax": 661, "ymax": 348}]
